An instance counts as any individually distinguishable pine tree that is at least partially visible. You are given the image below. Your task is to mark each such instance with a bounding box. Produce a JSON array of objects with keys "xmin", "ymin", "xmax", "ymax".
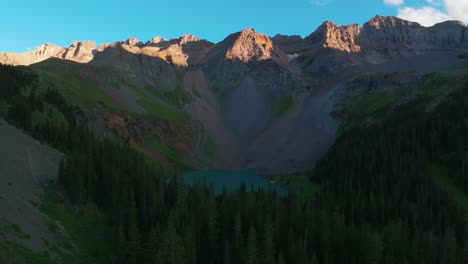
[
  {"xmin": 276, "ymin": 251, "xmax": 286, "ymax": 264},
  {"xmin": 160, "ymin": 223, "xmax": 185, "ymax": 264},
  {"xmin": 184, "ymin": 226, "xmax": 197, "ymax": 264},
  {"xmin": 246, "ymin": 225, "xmax": 258, "ymax": 264},
  {"xmin": 263, "ymin": 217, "xmax": 275, "ymax": 264}
]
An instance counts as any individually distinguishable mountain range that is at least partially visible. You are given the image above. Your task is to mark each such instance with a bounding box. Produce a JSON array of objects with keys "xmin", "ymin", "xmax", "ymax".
[
  {"xmin": 2, "ymin": 16, "xmax": 467, "ymax": 67},
  {"xmin": 1, "ymin": 15, "xmax": 467, "ymax": 173},
  {"xmin": 1, "ymin": 14, "xmax": 468, "ymax": 263}
]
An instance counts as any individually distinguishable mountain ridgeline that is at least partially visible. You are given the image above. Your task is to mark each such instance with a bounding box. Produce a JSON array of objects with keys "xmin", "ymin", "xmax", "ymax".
[{"xmin": 2, "ymin": 16, "xmax": 467, "ymax": 66}]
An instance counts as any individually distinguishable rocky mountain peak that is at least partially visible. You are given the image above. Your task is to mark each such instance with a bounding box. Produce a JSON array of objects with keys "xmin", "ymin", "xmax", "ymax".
[
  {"xmin": 56, "ymin": 40, "xmax": 96, "ymax": 63},
  {"xmin": 307, "ymin": 21, "xmax": 362, "ymax": 53},
  {"xmin": 365, "ymin": 15, "xmax": 420, "ymax": 29},
  {"xmin": 222, "ymin": 28, "xmax": 278, "ymax": 62},
  {"xmin": 124, "ymin": 38, "xmax": 143, "ymax": 47},
  {"xmin": 34, "ymin": 43, "xmax": 64, "ymax": 56},
  {"xmin": 149, "ymin": 36, "xmax": 166, "ymax": 44},
  {"xmin": 179, "ymin": 34, "xmax": 202, "ymax": 45},
  {"xmin": 72, "ymin": 40, "xmax": 96, "ymax": 49}
]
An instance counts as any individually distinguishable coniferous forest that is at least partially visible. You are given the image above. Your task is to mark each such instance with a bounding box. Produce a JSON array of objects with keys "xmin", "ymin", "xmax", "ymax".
[{"xmin": 1, "ymin": 64, "xmax": 468, "ymax": 263}]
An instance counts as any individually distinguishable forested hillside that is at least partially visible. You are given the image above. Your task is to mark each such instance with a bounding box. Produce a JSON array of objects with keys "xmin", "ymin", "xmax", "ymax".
[{"xmin": 1, "ymin": 64, "xmax": 467, "ymax": 263}]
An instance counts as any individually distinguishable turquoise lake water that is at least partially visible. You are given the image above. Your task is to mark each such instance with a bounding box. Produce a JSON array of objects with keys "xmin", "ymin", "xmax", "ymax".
[{"xmin": 183, "ymin": 170, "xmax": 290, "ymax": 196}]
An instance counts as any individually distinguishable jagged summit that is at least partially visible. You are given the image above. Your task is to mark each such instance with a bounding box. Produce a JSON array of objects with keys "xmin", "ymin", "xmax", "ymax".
[
  {"xmin": 149, "ymin": 36, "xmax": 166, "ymax": 44},
  {"xmin": 226, "ymin": 28, "xmax": 276, "ymax": 62},
  {"xmin": 56, "ymin": 40, "xmax": 96, "ymax": 63},
  {"xmin": 306, "ymin": 21, "xmax": 362, "ymax": 53},
  {"xmin": 179, "ymin": 34, "xmax": 202, "ymax": 44},
  {"xmin": 205, "ymin": 28, "xmax": 284, "ymax": 63},
  {"xmin": 35, "ymin": 43, "xmax": 64, "ymax": 54},
  {"xmin": 124, "ymin": 38, "xmax": 143, "ymax": 47},
  {"xmin": 364, "ymin": 15, "xmax": 420, "ymax": 29}
]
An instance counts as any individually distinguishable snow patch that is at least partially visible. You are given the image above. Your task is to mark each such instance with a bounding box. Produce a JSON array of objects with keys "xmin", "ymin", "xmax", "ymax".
[{"xmin": 287, "ymin": 53, "xmax": 300, "ymax": 61}]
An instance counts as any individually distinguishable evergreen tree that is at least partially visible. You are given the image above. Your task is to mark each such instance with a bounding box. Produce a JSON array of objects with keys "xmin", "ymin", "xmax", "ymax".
[{"xmin": 246, "ymin": 226, "xmax": 258, "ymax": 264}]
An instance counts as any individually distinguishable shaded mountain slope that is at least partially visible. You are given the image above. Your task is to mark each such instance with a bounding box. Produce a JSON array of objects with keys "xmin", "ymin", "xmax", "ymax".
[{"xmin": 0, "ymin": 119, "xmax": 63, "ymax": 252}]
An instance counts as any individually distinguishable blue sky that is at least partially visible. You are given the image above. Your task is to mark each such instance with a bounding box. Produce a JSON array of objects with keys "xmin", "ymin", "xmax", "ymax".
[{"xmin": 0, "ymin": 0, "xmax": 465, "ymax": 52}]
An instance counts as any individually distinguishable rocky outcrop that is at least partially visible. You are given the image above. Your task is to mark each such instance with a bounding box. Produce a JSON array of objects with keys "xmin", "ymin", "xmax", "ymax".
[
  {"xmin": 56, "ymin": 40, "xmax": 96, "ymax": 63},
  {"xmin": 127, "ymin": 34, "xmax": 214, "ymax": 66},
  {"xmin": 179, "ymin": 34, "xmax": 202, "ymax": 45},
  {"xmin": 0, "ymin": 43, "xmax": 64, "ymax": 66},
  {"xmin": 226, "ymin": 28, "xmax": 276, "ymax": 62},
  {"xmin": 307, "ymin": 21, "xmax": 361, "ymax": 53},
  {"xmin": 149, "ymin": 36, "xmax": 166, "ymax": 44},
  {"xmin": 124, "ymin": 38, "xmax": 143, "ymax": 47}
]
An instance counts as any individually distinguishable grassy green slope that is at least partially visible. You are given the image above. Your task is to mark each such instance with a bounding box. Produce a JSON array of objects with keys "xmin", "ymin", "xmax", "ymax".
[
  {"xmin": 33, "ymin": 59, "xmax": 190, "ymax": 123},
  {"xmin": 31, "ymin": 59, "xmax": 194, "ymax": 170},
  {"xmin": 337, "ymin": 69, "xmax": 467, "ymax": 135},
  {"xmin": 33, "ymin": 60, "xmax": 121, "ymax": 111}
]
